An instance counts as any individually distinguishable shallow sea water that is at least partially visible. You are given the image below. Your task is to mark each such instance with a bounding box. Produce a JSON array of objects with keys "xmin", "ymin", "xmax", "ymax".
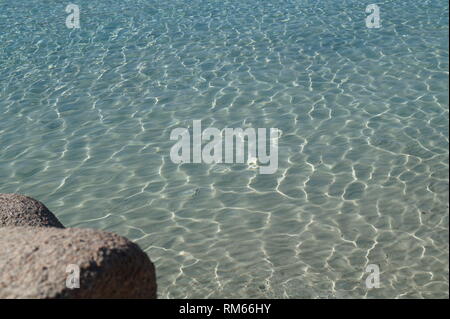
[{"xmin": 0, "ymin": 0, "xmax": 448, "ymax": 298}]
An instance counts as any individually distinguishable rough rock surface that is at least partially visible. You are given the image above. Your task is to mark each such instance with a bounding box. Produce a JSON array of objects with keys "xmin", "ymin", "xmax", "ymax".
[
  {"xmin": 0, "ymin": 193, "xmax": 64, "ymax": 228},
  {"xmin": 0, "ymin": 227, "xmax": 157, "ymax": 299}
]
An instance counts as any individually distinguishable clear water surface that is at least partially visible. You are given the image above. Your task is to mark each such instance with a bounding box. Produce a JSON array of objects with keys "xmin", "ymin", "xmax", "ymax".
[{"xmin": 0, "ymin": 0, "xmax": 448, "ymax": 298}]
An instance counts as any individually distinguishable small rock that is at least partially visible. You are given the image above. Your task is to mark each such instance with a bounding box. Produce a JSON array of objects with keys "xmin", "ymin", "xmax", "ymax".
[{"xmin": 0, "ymin": 193, "xmax": 64, "ymax": 228}]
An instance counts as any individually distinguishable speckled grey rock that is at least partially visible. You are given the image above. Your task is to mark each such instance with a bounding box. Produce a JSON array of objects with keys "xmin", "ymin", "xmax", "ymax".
[
  {"xmin": 0, "ymin": 227, "xmax": 157, "ymax": 299},
  {"xmin": 0, "ymin": 194, "xmax": 64, "ymax": 228}
]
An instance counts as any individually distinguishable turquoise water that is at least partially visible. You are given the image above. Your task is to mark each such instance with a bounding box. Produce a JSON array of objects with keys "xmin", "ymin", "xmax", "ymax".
[{"xmin": 0, "ymin": 0, "xmax": 448, "ymax": 298}]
